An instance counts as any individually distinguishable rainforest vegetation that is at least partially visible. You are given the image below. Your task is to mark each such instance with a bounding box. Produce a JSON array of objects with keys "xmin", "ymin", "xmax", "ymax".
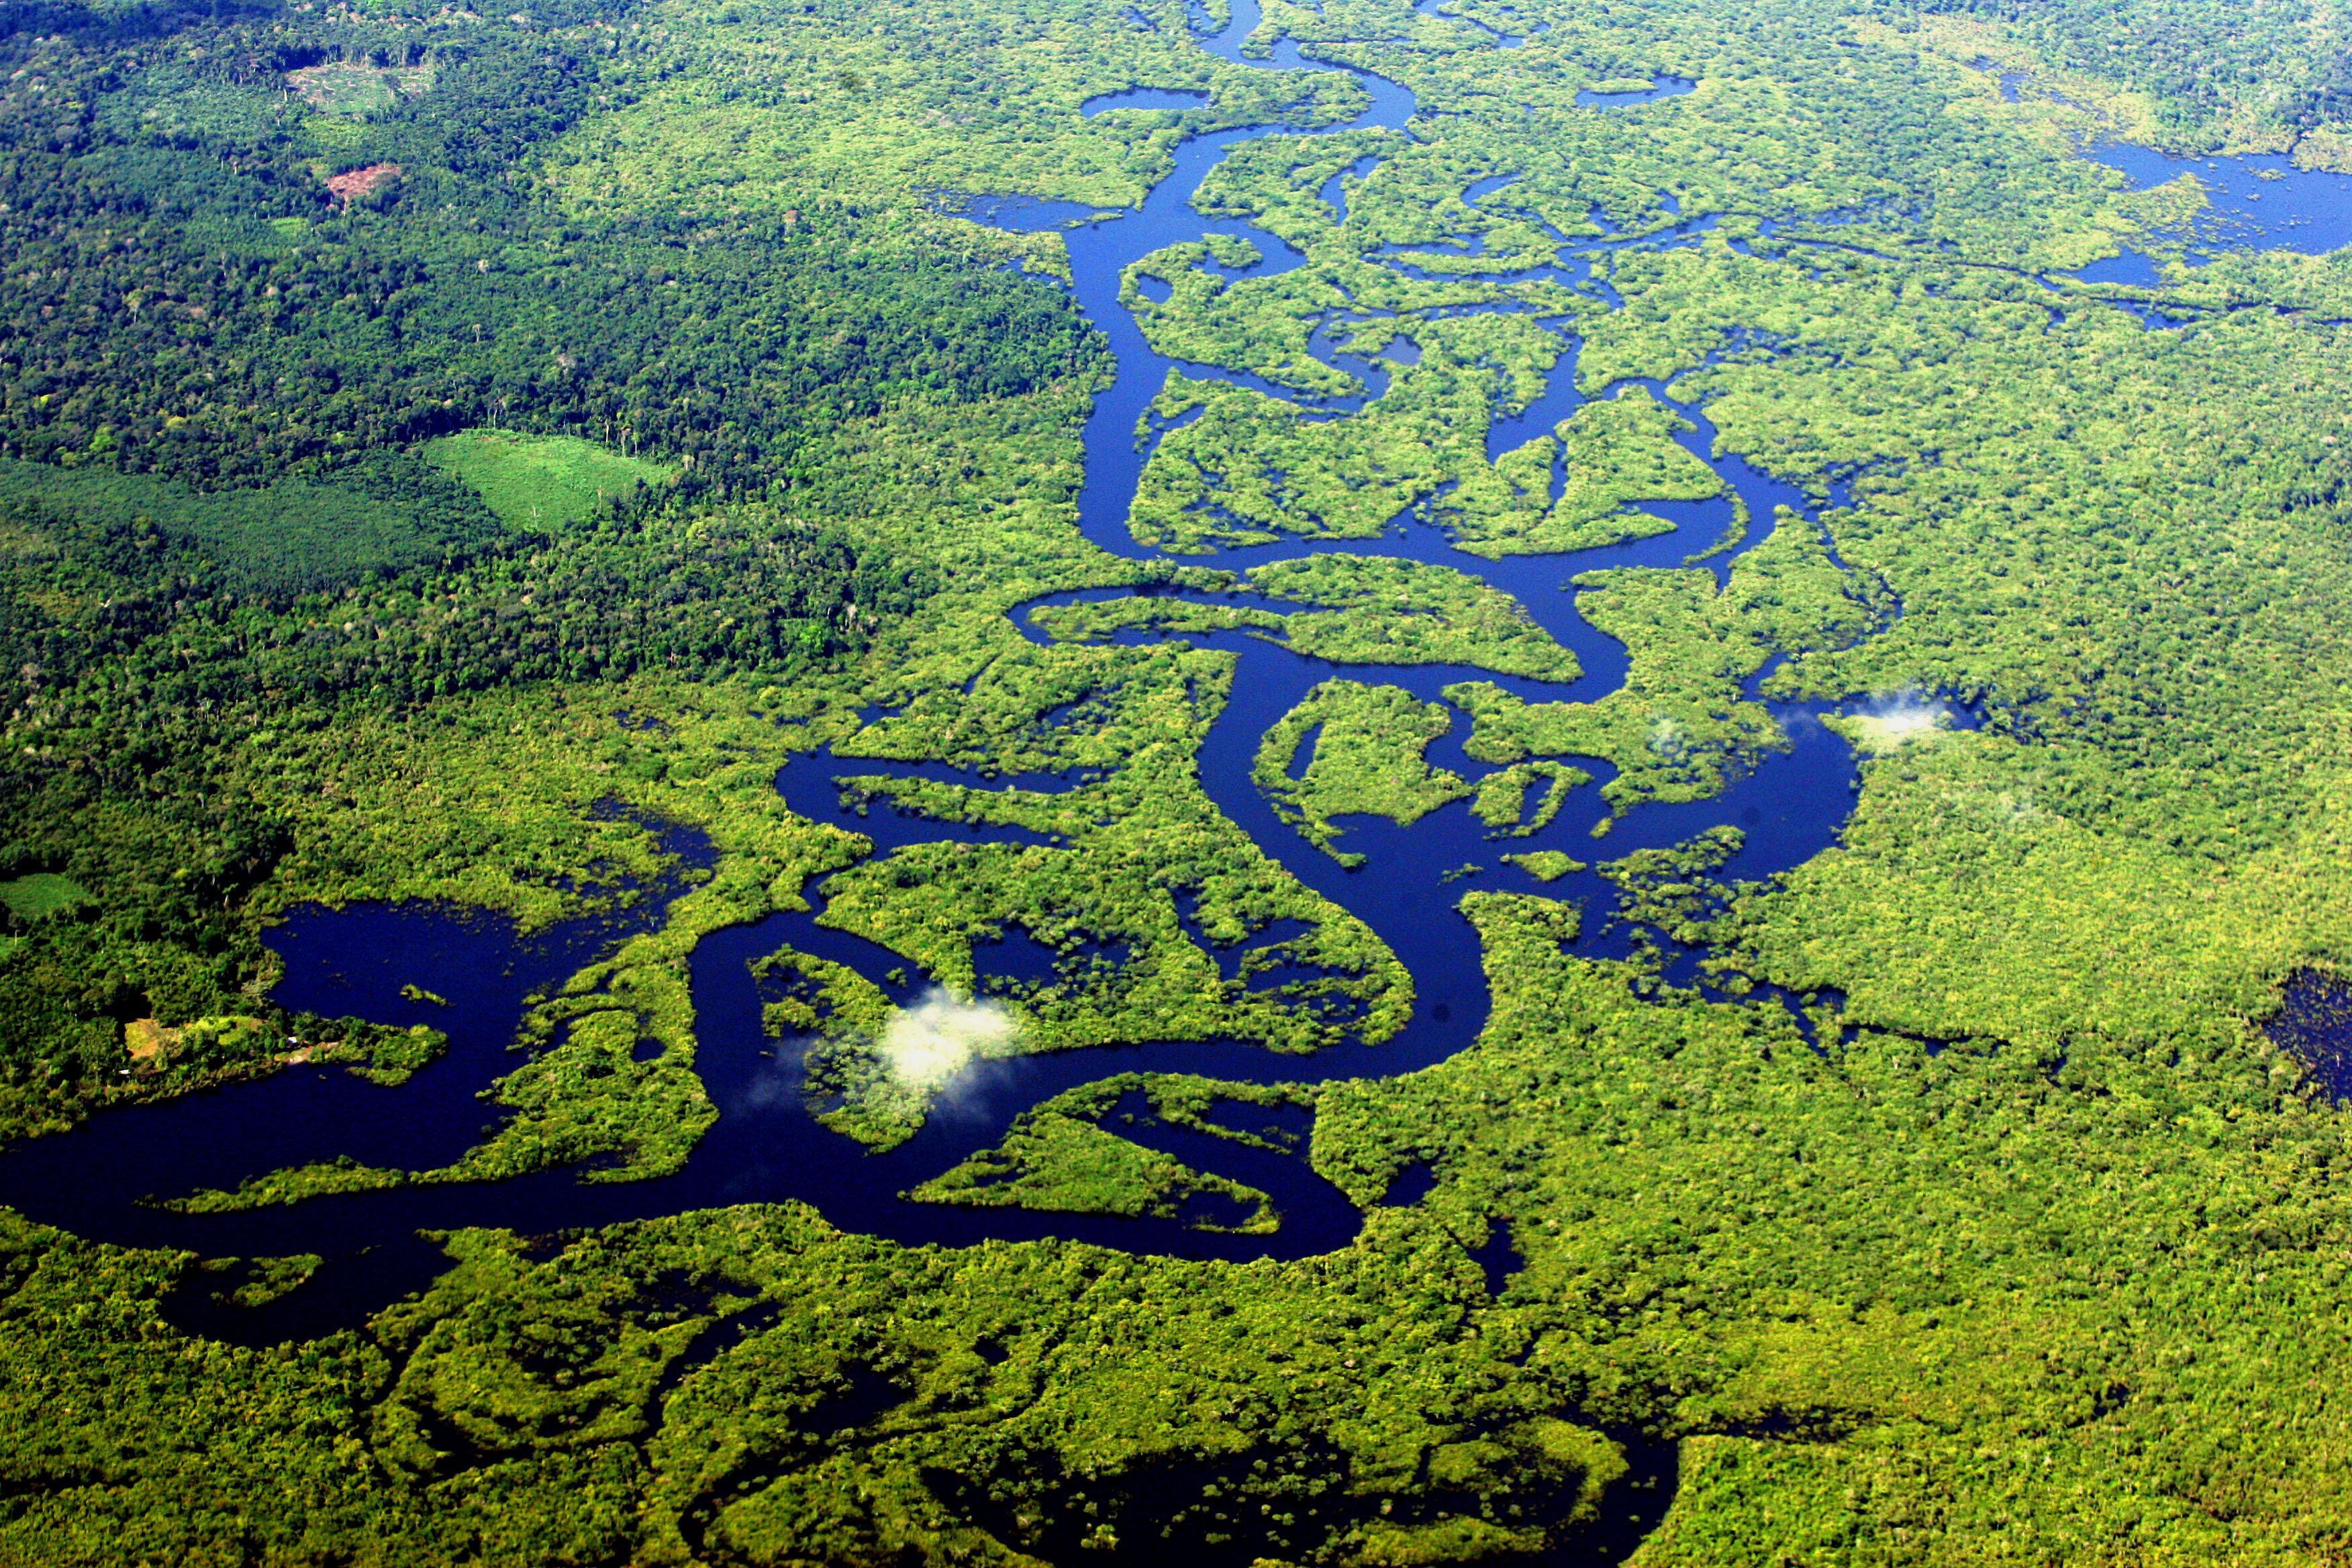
[{"xmin": 2, "ymin": 0, "xmax": 2352, "ymax": 1561}]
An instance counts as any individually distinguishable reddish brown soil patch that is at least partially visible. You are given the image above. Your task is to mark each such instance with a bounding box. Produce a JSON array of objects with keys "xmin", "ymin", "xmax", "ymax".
[
  {"xmin": 324, "ymin": 162, "xmax": 403, "ymax": 203},
  {"xmin": 124, "ymin": 1017, "xmax": 177, "ymax": 1071}
]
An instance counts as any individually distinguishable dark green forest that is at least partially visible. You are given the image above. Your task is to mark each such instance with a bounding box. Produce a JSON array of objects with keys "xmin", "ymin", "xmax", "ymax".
[
  {"xmin": 2, "ymin": 0, "xmax": 2352, "ymax": 1561},
  {"xmin": 0, "ymin": 0, "xmax": 1052, "ymax": 1129}
]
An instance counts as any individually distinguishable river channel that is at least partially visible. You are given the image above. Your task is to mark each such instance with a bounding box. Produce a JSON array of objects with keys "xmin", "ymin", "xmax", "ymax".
[{"xmin": 1, "ymin": 0, "xmax": 2339, "ymax": 1346}]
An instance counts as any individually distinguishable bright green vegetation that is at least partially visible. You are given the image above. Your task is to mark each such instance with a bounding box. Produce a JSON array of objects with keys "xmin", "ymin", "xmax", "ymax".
[
  {"xmin": 169, "ymin": 1157, "xmax": 411, "ymax": 1216},
  {"xmin": 1034, "ymin": 553, "xmax": 1585, "ymax": 679},
  {"xmin": 917, "ymin": 1074, "xmax": 1322, "ymax": 1232},
  {"xmin": 0, "ymin": 874, "xmax": 86, "ymax": 924},
  {"xmin": 1453, "ymin": 387, "xmax": 1728, "ymax": 559},
  {"xmin": 1501, "ymin": 848, "xmax": 1583, "ymax": 883},
  {"xmin": 916, "ymin": 1105, "xmax": 1272, "ymax": 1228},
  {"xmin": 3, "ymin": 0, "xmax": 2352, "ymax": 1560},
  {"xmin": 544, "ymin": 0, "xmax": 1366, "ymax": 213},
  {"xmin": 1474, "ymin": 761, "xmax": 1593, "ymax": 836},
  {"xmin": 1131, "ymin": 313, "xmax": 1589, "ymax": 552},
  {"xmin": 1905, "ymin": 1, "xmax": 2352, "ymax": 166},
  {"xmin": 289, "ymin": 60, "xmax": 434, "ymax": 117},
  {"xmin": 916, "ymin": 1114, "xmax": 1273, "ymax": 1233},
  {"xmin": 197, "ymin": 1251, "xmax": 326, "ymax": 1310},
  {"xmin": 1257, "ymin": 679, "xmax": 1474, "ymax": 863},
  {"xmin": 1599, "ymin": 823, "xmax": 1747, "ymax": 954},
  {"xmin": 424, "ymin": 429, "xmax": 677, "ymax": 532},
  {"xmin": 1400, "ymin": 501, "xmax": 1877, "ymax": 820}
]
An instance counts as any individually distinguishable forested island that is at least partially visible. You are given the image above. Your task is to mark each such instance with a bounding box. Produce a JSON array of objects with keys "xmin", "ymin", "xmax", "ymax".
[{"xmin": 4, "ymin": 0, "xmax": 2352, "ymax": 1561}]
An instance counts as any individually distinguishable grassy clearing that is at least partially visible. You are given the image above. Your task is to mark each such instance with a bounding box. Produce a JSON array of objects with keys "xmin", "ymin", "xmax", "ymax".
[
  {"xmin": 424, "ymin": 430, "xmax": 677, "ymax": 532},
  {"xmin": 285, "ymin": 62, "xmax": 432, "ymax": 116},
  {"xmin": 0, "ymin": 873, "xmax": 87, "ymax": 922}
]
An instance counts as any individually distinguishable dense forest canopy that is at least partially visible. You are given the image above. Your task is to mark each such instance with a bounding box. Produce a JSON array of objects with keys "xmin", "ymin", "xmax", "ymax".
[{"xmin": 0, "ymin": 0, "xmax": 2351, "ymax": 1561}]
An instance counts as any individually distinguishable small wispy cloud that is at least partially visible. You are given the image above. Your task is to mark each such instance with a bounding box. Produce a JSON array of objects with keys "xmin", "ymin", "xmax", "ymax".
[
  {"xmin": 1847, "ymin": 692, "xmax": 1950, "ymax": 754},
  {"xmin": 877, "ymin": 988, "xmax": 1020, "ymax": 1091},
  {"xmin": 741, "ymin": 988, "xmax": 1023, "ymax": 1146}
]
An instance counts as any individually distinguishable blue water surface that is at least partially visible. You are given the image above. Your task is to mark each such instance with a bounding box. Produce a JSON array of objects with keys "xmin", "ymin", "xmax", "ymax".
[
  {"xmin": 2088, "ymin": 142, "xmax": 2352, "ymax": 258},
  {"xmin": 1083, "ymin": 86, "xmax": 1212, "ymax": 117},
  {"xmin": 4, "ymin": 0, "xmax": 1981, "ymax": 1352}
]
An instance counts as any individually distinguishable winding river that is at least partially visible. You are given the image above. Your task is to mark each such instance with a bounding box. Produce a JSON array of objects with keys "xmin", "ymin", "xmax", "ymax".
[{"xmin": 1, "ymin": 0, "xmax": 2334, "ymax": 1350}]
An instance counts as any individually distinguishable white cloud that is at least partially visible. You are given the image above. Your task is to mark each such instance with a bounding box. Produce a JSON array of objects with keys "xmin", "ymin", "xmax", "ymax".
[
  {"xmin": 1846, "ymin": 693, "xmax": 1951, "ymax": 754},
  {"xmin": 877, "ymin": 988, "xmax": 1020, "ymax": 1091}
]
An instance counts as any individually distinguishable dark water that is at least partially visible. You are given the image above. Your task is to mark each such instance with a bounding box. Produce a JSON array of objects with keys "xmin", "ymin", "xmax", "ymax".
[
  {"xmin": 1961, "ymin": 55, "xmax": 2352, "ymax": 277},
  {"xmin": 9, "ymin": 0, "xmax": 1941, "ymax": 1349},
  {"xmin": 2087, "ymin": 142, "xmax": 2352, "ymax": 260},
  {"xmin": 2065, "ymin": 146, "xmax": 2352, "ymax": 290},
  {"xmin": 2072, "ymin": 248, "xmax": 2163, "ymax": 287},
  {"xmin": 2264, "ymin": 973, "xmax": 2352, "ymax": 1099},
  {"xmin": 1083, "ymin": 86, "xmax": 1212, "ymax": 117},
  {"xmin": 1575, "ymin": 75, "xmax": 1695, "ymax": 109}
]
